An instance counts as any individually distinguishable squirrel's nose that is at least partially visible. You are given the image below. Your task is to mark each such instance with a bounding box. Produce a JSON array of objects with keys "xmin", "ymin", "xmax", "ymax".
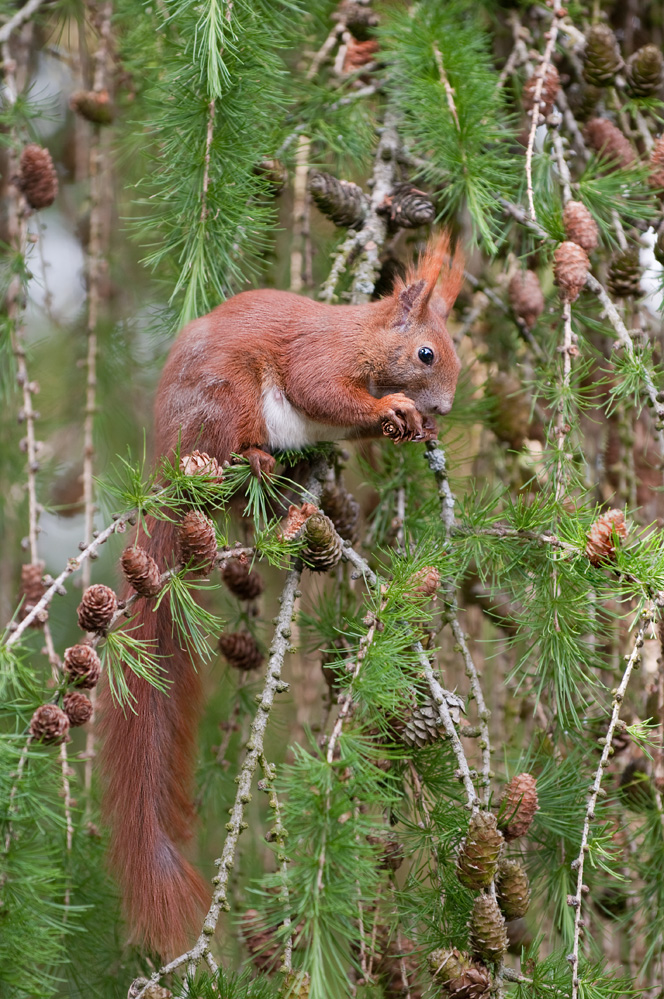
[{"xmin": 432, "ymin": 400, "xmax": 453, "ymax": 416}]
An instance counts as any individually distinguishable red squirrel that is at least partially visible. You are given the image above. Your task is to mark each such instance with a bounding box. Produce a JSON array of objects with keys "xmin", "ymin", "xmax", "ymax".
[{"xmin": 100, "ymin": 234, "xmax": 463, "ymax": 956}]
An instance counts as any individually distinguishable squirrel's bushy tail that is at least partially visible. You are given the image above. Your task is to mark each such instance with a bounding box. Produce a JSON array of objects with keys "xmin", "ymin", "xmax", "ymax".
[{"xmin": 99, "ymin": 517, "xmax": 209, "ymax": 957}]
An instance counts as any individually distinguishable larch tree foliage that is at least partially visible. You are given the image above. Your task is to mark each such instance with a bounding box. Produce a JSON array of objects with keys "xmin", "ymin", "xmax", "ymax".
[{"xmin": 2, "ymin": 0, "xmax": 664, "ymax": 997}]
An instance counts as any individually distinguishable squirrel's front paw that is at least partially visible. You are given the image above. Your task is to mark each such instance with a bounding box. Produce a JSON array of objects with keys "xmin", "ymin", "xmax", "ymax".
[
  {"xmin": 239, "ymin": 447, "xmax": 276, "ymax": 479},
  {"xmin": 380, "ymin": 394, "xmax": 426, "ymax": 443}
]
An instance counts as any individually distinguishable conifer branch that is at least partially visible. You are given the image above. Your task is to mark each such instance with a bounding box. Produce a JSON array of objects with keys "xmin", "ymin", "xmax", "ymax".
[
  {"xmin": 290, "ymin": 135, "xmax": 311, "ymax": 293},
  {"xmin": 4, "ymin": 505, "xmax": 151, "ymax": 645},
  {"xmin": 424, "ymin": 441, "xmax": 492, "ymax": 801},
  {"xmin": 568, "ymin": 609, "xmax": 656, "ymax": 998},
  {"xmin": 320, "ymin": 109, "xmax": 400, "ymax": 304},
  {"xmin": 0, "ymin": 0, "xmax": 47, "ymax": 43},
  {"xmin": 524, "ymin": 1, "xmax": 561, "ymax": 221},
  {"xmin": 258, "ymin": 753, "xmax": 293, "ymax": 972},
  {"xmin": 4, "ymin": 39, "xmax": 41, "ymax": 566},
  {"xmin": 414, "ymin": 642, "xmax": 478, "ymax": 811},
  {"xmin": 200, "ymin": 99, "xmax": 216, "ymax": 223},
  {"xmin": 82, "ymin": 0, "xmax": 113, "ymax": 790},
  {"xmin": 132, "ymin": 560, "xmax": 305, "ymax": 996}
]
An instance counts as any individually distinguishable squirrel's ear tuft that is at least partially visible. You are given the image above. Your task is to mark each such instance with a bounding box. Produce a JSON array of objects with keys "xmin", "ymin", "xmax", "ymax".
[
  {"xmin": 393, "ymin": 279, "xmax": 427, "ymax": 326},
  {"xmin": 392, "ymin": 231, "xmax": 464, "ymax": 321}
]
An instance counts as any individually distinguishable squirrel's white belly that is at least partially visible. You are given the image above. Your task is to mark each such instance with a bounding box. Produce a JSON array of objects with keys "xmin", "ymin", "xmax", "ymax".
[{"xmin": 262, "ymin": 384, "xmax": 351, "ymax": 450}]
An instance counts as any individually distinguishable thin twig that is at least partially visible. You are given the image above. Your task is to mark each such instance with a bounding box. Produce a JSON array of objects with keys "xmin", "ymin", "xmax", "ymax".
[{"xmin": 432, "ymin": 43, "xmax": 460, "ymax": 131}]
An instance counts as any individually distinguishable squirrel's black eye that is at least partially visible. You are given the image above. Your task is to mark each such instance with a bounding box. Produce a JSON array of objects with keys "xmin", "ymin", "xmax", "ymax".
[{"xmin": 418, "ymin": 346, "xmax": 435, "ymax": 366}]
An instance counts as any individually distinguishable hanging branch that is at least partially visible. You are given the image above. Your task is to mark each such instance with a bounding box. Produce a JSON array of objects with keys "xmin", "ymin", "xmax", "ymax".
[
  {"xmin": 133, "ymin": 560, "xmax": 305, "ymax": 994},
  {"xmin": 524, "ymin": 1, "xmax": 561, "ymax": 221},
  {"xmin": 320, "ymin": 109, "xmax": 400, "ymax": 304},
  {"xmin": 81, "ymin": 0, "xmax": 113, "ymax": 792},
  {"xmin": 424, "ymin": 440, "xmax": 492, "ymax": 802},
  {"xmin": 258, "ymin": 753, "xmax": 293, "ymax": 973},
  {"xmin": 4, "ymin": 505, "xmax": 148, "ymax": 645},
  {"xmin": 290, "ymin": 134, "xmax": 311, "ymax": 293},
  {"xmin": 568, "ymin": 609, "xmax": 656, "ymax": 998},
  {"xmin": 4, "ymin": 41, "xmax": 41, "ymax": 566},
  {"xmin": 0, "ymin": 0, "xmax": 47, "ymax": 43}
]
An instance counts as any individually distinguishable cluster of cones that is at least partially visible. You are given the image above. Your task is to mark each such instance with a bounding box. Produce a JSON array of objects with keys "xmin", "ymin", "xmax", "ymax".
[
  {"xmin": 28, "ymin": 585, "xmax": 114, "ymax": 745},
  {"xmin": 421, "ymin": 773, "xmax": 540, "ymax": 996}
]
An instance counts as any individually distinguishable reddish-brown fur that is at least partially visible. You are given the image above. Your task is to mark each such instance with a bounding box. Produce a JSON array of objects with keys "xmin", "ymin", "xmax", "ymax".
[{"xmin": 100, "ymin": 234, "xmax": 463, "ymax": 956}]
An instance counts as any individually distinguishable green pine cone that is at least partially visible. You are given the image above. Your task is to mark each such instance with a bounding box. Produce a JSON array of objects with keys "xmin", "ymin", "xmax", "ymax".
[
  {"xmin": 301, "ymin": 512, "xmax": 343, "ymax": 572},
  {"xmin": 583, "ymin": 24, "xmax": 622, "ymax": 87},
  {"xmin": 607, "ymin": 249, "xmax": 642, "ymax": 299},
  {"xmin": 626, "ymin": 44, "xmax": 663, "ymax": 97},
  {"xmin": 469, "ymin": 894, "xmax": 508, "ymax": 962},
  {"xmin": 496, "ymin": 859, "xmax": 531, "ymax": 919},
  {"xmin": 457, "ymin": 812, "xmax": 504, "ymax": 890}
]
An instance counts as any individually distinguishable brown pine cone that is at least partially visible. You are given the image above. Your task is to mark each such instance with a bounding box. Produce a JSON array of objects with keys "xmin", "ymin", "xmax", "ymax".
[
  {"xmin": 367, "ymin": 832, "xmax": 405, "ymax": 872},
  {"xmin": 586, "ymin": 508, "xmax": 627, "ymax": 566},
  {"xmin": 240, "ymin": 908, "xmax": 281, "ymax": 974},
  {"xmin": 29, "ymin": 703, "xmax": 70, "ymax": 745},
  {"xmin": 63, "ymin": 691, "xmax": 93, "ymax": 727},
  {"xmin": 583, "ymin": 24, "xmax": 623, "ymax": 87},
  {"xmin": 378, "ymin": 183, "xmax": 436, "ymax": 229},
  {"xmin": 468, "ymin": 893, "xmax": 508, "ymax": 963},
  {"xmin": 221, "ymin": 559, "xmax": 264, "ymax": 601},
  {"xmin": 508, "ymin": 270, "xmax": 544, "ymax": 329},
  {"xmin": 607, "ymin": 249, "xmax": 642, "ymax": 299},
  {"xmin": 219, "ymin": 631, "xmax": 264, "ymax": 671},
  {"xmin": 77, "ymin": 584, "xmax": 118, "ymax": 633},
  {"xmin": 253, "ymin": 158, "xmax": 288, "ymax": 194},
  {"xmin": 496, "ymin": 859, "xmax": 531, "ymax": 919},
  {"xmin": 584, "ymin": 118, "xmax": 635, "ymax": 170},
  {"xmin": 121, "ymin": 546, "xmax": 163, "ymax": 598},
  {"xmin": 343, "ymin": 37, "xmax": 379, "ymax": 73},
  {"xmin": 428, "ymin": 948, "xmax": 491, "ymax": 999},
  {"xmin": 457, "ymin": 811, "xmax": 505, "ymax": 890},
  {"xmin": 497, "ymin": 773, "xmax": 539, "ymax": 840},
  {"xmin": 18, "ymin": 560, "xmax": 47, "ymax": 625},
  {"xmin": 64, "ymin": 644, "xmax": 102, "ymax": 688},
  {"xmin": 522, "ymin": 65, "xmax": 560, "ymax": 118},
  {"xmin": 553, "ymin": 241, "xmax": 590, "ymax": 303},
  {"xmin": 649, "ymin": 135, "xmax": 664, "ymax": 192},
  {"xmin": 69, "ymin": 88, "xmax": 114, "ymax": 125},
  {"xmin": 413, "ymin": 566, "xmax": 441, "ymax": 598},
  {"xmin": 302, "ymin": 512, "xmax": 343, "ymax": 572},
  {"xmin": 309, "ymin": 171, "xmax": 367, "ymax": 229},
  {"xmin": 562, "ymin": 201, "xmax": 599, "ymax": 252},
  {"xmin": 279, "ymin": 502, "xmax": 318, "ymax": 541},
  {"xmin": 321, "ymin": 483, "xmax": 360, "ymax": 545},
  {"xmin": 179, "ymin": 450, "xmax": 224, "ymax": 483},
  {"xmin": 626, "ymin": 44, "xmax": 663, "ymax": 98},
  {"xmin": 177, "ymin": 511, "xmax": 217, "ymax": 573},
  {"xmin": 17, "ymin": 144, "xmax": 58, "ymax": 210},
  {"xmin": 388, "ymin": 690, "xmax": 445, "ymax": 748}
]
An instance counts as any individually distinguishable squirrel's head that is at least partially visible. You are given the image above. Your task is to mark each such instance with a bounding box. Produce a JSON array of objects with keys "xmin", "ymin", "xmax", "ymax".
[{"xmin": 368, "ymin": 233, "xmax": 464, "ymax": 417}]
